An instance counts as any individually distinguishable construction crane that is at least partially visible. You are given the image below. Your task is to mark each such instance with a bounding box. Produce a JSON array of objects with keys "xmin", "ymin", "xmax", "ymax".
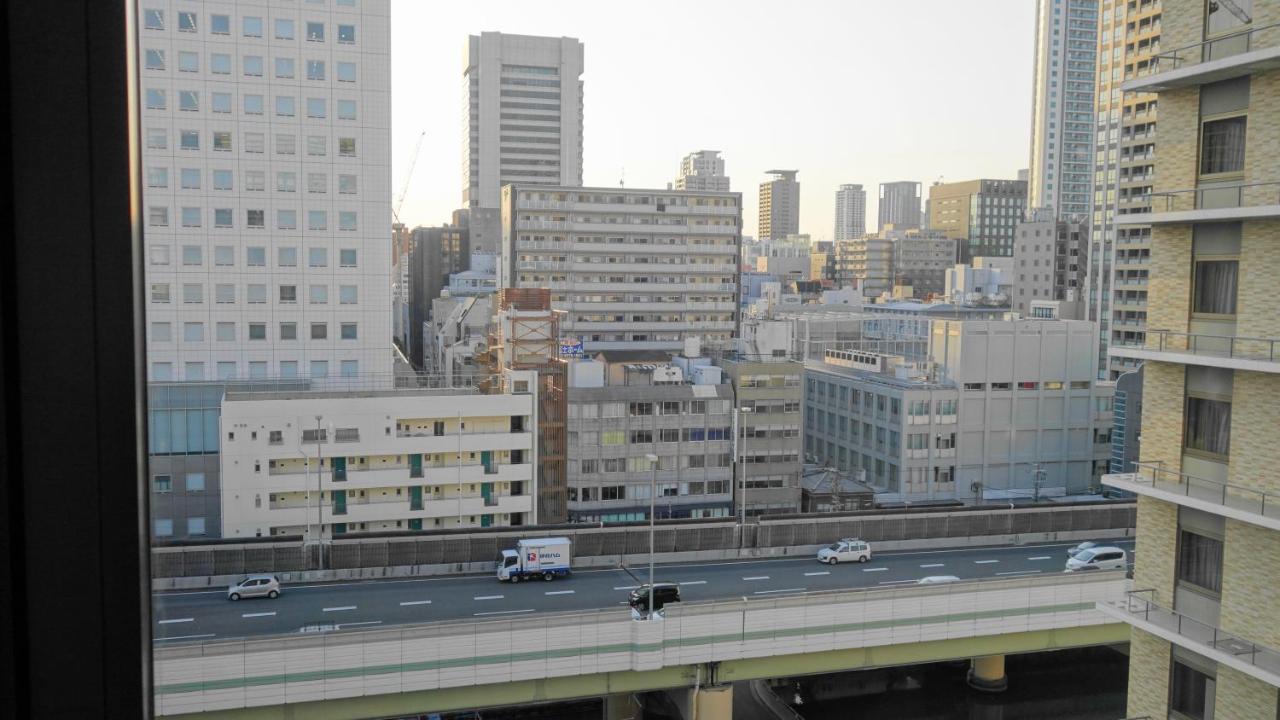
[
  {"xmin": 1209, "ymin": 1, "xmax": 1252, "ymax": 25},
  {"xmin": 393, "ymin": 130, "xmax": 426, "ymax": 226}
]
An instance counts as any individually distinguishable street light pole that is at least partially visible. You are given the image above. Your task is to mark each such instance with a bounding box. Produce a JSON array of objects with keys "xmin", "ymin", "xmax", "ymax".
[
  {"xmin": 732, "ymin": 405, "xmax": 740, "ymax": 526},
  {"xmin": 315, "ymin": 415, "xmax": 324, "ymax": 569},
  {"xmin": 645, "ymin": 451, "xmax": 659, "ymax": 617},
  {"xmin": 736, "ymin": 406, "xmax": 752, "ymax": 527}
]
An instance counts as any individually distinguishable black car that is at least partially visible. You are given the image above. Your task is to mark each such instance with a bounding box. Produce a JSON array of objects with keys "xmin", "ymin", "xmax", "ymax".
[{"xmin": 628, "ymin": 582, "xmax": 681, "ymax": 613}]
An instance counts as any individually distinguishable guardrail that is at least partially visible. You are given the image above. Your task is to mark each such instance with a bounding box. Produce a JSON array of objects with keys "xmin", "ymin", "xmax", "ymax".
[
  {"xmin": 150, "ymin": 501, "xmax": 1136, "ymax": 580},
  {"xmin": 153, "ymin": 572, "xmax": 1126, "ymax": 716}
]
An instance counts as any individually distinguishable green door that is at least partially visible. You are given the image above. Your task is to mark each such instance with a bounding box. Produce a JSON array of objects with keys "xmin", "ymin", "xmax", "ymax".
[
  {"xmin": 333, "ymin": 489, "xmax": 347, "ymax": 515},
  {"xmin": 333, "ymin": 456, "xmax": 347, "ymax": 481},
  {"xmin": 481, "ymin": 450, "xmax": 494, "ymax": 474},
  {"xmin": 481, "ymin": 514, "xmax": 492, "ymax": 527},
  {"xmin": 481, "ymin": 482, "xmax": 494, "ymax": 506},
  {"xmin": 409, "ymin": 485, "xmax": 423, "ymax": 511},
  {"xmin": 409, "ymin": 453, "xmax": 423, "ymax": 478},
  {"xmin": 408, "ymin": 518, "xmax": 422, "ymax": 531}
]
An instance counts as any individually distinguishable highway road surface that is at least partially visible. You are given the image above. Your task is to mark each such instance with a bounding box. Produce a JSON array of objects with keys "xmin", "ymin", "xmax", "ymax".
[{"xmin": 152, "ymin": 538, "xmax": 1134, "ymax": 644}]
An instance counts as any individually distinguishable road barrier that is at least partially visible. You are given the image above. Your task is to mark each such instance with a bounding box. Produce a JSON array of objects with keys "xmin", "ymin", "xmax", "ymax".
[{"xmin": 152, "ymin": 501, "xmax": 1135, "ymax": 583}]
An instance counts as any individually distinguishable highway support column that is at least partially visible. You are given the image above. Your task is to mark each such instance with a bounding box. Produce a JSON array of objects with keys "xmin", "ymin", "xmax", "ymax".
[
  {"xmin": 603, "ymin": 692, "xmax": 636, "ymax": 720},
  {"xmin": 686, "ymin": 681, "xmax": 737, "ymax": 717},
  {"xmin": 967, "ymin": 654, "xmax": 1008, "ymax": 692}
]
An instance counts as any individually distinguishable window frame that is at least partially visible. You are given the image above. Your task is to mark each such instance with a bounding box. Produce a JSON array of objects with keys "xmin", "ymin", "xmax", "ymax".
[
  {"xmin": 1197, "ymin": 112, "xmax": 1247, "ymax": 180},
  {"xmin": 1190, "ymin": 254, "xmax": 1239, "ymax": 319},
  {"xmin": 1183, "ymin": 392, "xmax": 1232, "ymax": 461}
]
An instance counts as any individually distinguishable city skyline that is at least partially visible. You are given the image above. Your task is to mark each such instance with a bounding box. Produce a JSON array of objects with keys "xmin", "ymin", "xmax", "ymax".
[{"xmin": 390, "ymin": 0, "xmax": 1036, "ymax": 239}]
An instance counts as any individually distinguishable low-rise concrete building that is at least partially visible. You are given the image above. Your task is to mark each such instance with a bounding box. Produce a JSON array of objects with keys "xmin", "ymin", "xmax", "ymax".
[
  {"xmin": 565, "ymin": 350, "xmax": 734, "ymax": 521},
  {"xmin": 716, "ymin": 321, "xmax": 805, "ymax": 515},
  {"xmin": 219, "ymin": 370, "xmax": 539, "ymax": 539},
  {"xmin": 1012, "ymin": 210, "xmax": 1088, "ymax": 319},
  {"xmin": 804, "ymin": 319, "xmax": 1113, "ymax": 503}
]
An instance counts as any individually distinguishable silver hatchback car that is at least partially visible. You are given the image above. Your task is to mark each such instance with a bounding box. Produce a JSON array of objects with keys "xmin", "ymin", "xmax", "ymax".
[{"xmin": 227, "ymin": 574, "xmax": 281, "ymax": 601}]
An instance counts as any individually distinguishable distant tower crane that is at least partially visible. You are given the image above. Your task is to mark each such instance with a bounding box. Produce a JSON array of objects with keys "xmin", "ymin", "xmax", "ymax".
[{"xmin": 393, "ymin": 130, "xmax": 426, "ymax": 225}]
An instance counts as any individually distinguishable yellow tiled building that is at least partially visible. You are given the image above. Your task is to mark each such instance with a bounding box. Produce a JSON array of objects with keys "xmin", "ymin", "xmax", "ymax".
[{"xmin": 1103, "ymin": 1, "xmax": 1280, "ymax": 717}]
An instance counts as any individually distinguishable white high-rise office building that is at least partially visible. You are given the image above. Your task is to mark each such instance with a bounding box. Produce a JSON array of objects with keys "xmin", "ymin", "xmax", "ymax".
[
  {"xmin": 833, "ymin": 184, "xmax": 867, "ymax": 240},
  {"xmin": 1027, "ymin": 0, "xmax": 1098, "ymax": 219},
  {"xmin": 138, "ymin": 0, "xmax": 392, "ymax": 383},
  {"xmin": 464, "ymin": 32, "xmax": 585, "ymax": 210},
  {"xmin": 674, "ymin": 150, "xmax": 730, "ymax": 191}
]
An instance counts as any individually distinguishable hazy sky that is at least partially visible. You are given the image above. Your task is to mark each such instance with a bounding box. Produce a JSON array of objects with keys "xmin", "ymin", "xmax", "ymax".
[{"xmin": 390, "ymin": 0, "xmax": 1036, "ymax": 240}]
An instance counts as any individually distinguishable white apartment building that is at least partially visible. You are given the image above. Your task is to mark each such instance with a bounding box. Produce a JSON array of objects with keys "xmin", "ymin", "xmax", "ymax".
[
  {"xmin": 464, "ymin": 32, "xmax": 584, "ymax": 210},
  {"xmin": 500, "ymin": 185, "xmax": 742, "ymax": 352},
  {"xmin": 834, "ymin": 183, "xmax": 867, "ymax": 241},
  {"xmin": 219, "ymin": 370, "xmax": 538, "ymax": 539},
  {"xmin": 674, "ymin": 150, "xmax": 730, "ymax": 192},
  {"xmin": 805, "ymin": 319, "xmax": 1114, "ymax": 502},
  {"xmin": 1027, "ymin": 0, "xmax": 1098, "ymax": 219},
  {"xmin": 139, "ymin": 1, "xmax": 391, "ymax": 384}
]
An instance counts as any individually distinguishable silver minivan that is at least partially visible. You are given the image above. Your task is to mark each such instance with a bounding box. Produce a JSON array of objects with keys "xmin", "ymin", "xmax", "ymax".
[
  {"xmin": 816, "ymin": 538, "xmax": 872, "ymax": 565},
  {"xmin": 227, "ymin": 574, "xmax": 282, "ymax": 601},
  {"xmin": 1064, "ymin": 546, "xmax": 1127, "ymax": 572}
]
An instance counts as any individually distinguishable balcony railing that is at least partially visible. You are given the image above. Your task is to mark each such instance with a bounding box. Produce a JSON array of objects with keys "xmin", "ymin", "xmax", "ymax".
[
  {"xmin": 1104, "ymin": 460, "xmax": 1280, "ymax": 527},
  {"xmin": 396, "ymin": 426, "xmax": 526, "ymax": 438},
  {"xmin": 1141, "ymin": 181, "xmax": 1280, "ymax": 215},
  {"xmin": 1101, "ymin": 589, "xmax": 1280, "ymax": 682},
  {"xmin": 1150, "ymin": 21, "xmax": 1280, "ymax": 72},
  {"xmin": 1134, "ymin": 328, "xmax": 1280, "ymax": 367}
]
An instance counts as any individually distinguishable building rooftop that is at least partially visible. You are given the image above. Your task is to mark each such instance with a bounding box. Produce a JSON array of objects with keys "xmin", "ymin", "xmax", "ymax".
[
  {"xmin": 804, "ymin": 358, "xmax": 952, "ymax": 391},
  {"xmin": 800, "ymin": 467, "xmax": 877, "ymax": 495},
  {"xmin": 865, "ymin": 300, "xmax": 1005, "ymax": 315},
  {"xmin": 590, "ymin": 349, "xmax": 676, "ymax": 364}
]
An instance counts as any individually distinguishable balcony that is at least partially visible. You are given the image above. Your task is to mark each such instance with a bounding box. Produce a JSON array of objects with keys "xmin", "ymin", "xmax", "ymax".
[
  {"xmin": 1097, "ymin": 590, "xmax": 1280, "ymax": 687},
  {"xmin": 1117, "ymin": 181, "xmax": 1280, "ymax": 225},
  {"xmin": 1110, "ymin": 328, "xmax": 1280, "ymax": 373},
  {"xmin": 1124, "ymin": 22, "xmax": 1280, "ymax": 93},
  {"xmin": 1102, "ymin": 461, "xmax": 1280, "ymax": 532}
]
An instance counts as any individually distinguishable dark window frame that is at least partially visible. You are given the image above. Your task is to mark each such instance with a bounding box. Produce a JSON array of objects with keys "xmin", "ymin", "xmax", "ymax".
[{"xmin": 2, "ymin": 1, "xmax": 150, "ymax": 716}]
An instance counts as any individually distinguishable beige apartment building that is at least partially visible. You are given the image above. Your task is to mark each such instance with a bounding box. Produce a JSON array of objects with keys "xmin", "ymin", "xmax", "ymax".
[
  {"xmin": 1095, "ymin": 0, "xmax": 1163, "ymax": 379},
  {"xmin": 1100, "ymin": 2, "xmax": 1280, "ymax": 718}
]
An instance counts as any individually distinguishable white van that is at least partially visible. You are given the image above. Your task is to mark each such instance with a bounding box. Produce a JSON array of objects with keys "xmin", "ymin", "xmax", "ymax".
[
  {"xmin": 1064, "ymin": 546, "xmax": 1127, "ymax": 572},
  {"xmin": 816, "ymin": 539, "xmax": 872, "ymax": 565}
]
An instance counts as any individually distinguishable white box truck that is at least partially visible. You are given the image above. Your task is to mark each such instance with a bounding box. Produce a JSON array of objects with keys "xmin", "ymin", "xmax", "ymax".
[{"xmin": 496, "ymin": 537, "xmax": 572, "ymax": 582}]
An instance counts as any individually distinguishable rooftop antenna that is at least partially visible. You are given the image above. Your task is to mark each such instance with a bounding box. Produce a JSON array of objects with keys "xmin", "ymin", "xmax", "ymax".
[{"xmin": 620, "ymin": 167, "xmax": 625, "ymax": 188}]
